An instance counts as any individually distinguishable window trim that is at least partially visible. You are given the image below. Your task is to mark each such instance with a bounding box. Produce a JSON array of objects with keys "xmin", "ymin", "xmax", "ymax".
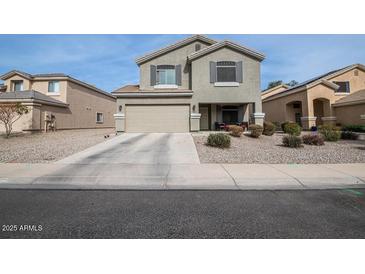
[
  {"xmin": 47, "ymin": 80, "xmax": 60, "ymax": 95},
  {"xmin": 96, "ymin": 112, "xmax": 104, "ymax": 124},
  {"xmin": 12, "ymin": 80, "xmax": 24, "ymax": 91},
  {"xmin": 155, "ymin": 65, "xmax": 176, "ymax": 86},
  {"xmin": 333, "ymin": 81, "xmax": 350, "ymax": 93},
  {"xmin": 216, "ymin": 61, "xmax": 238, "ymax": 83}
]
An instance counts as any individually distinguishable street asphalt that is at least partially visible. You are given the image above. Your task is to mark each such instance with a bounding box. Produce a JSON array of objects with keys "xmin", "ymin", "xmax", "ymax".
[{"xmin": 1, "ymin": 188, "xmax": 365, "ymax": 238}]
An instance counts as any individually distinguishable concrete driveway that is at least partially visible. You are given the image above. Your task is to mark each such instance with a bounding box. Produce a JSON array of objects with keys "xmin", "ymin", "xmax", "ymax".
[{"xmin": 58, "ymin": 133, "xmax": 200, "ymax": 164}]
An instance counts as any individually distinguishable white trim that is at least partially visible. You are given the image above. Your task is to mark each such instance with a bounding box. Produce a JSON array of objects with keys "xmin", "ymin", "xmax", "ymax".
[
  {"xmin": 300, "ymin": 116, "xmax": 317, "ymax": 121},
  {"xmin": 190, "ymin": 113, "xmax": 201, "ymax": 119},
  {"xmin": 214, "ymin": 82, "xmax": 239, "ymax": 87},
  {"xmin": 46, "ymin": 92, "xmax": 60, "ymax": 96},
  {"xmin": 154, "ymin": 84, "xmax": 178, "ymax": 89},
  {"xmin": 251, "ymin": 112, "xmax": 265, "ymax": 119},
  {"xmin": 334, "ymin": 92, "xmax": 350, "ymax": 96},
  {"xmin": 321, "ymin": 116, "xmax": 337, "ymax": 121},
  {"xmin": 360, "ymin": 114, "xmax": 365, "ymax": 120},
  {"xmin": 114, "ymin": 113, "xmax": 125, "ymax": 119}
]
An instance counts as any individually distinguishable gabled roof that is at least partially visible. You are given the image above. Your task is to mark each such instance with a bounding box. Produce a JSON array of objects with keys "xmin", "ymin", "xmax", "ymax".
[
  {"xmin": 135, "ymin": 35, "xmax": 217, "ymax": 65},
  {"xmin": 263, "ymin": 63, "xmax": 365, "ymax": 101},
  {"xmin": 188, "ymin": 40, "xmax": 265, "ymax": 62},
  {"xmin": 333, "ymin": 89, "xmax": 365, "ymax": 107},
  {"xmin": 261, "ymin": 84, "xmax": 289, "ymax": 95},
  {"xmin": 0, "ymin": 70, "xmax": 115, "ymax": 99},
  {"xmin": 0, "ymin": 90, "xmax": 69, "ymax": 107}
]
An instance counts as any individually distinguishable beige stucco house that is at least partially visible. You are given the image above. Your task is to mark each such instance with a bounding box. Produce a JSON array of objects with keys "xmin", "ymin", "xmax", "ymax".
[
  {"xmin": 0, "ymin": 70, "xmax": 116, "ymax": 132},
  {"xmin": 262, "ymin": 64, "xmax": 365, "ymax": 129},
  {"xmin": 112, "ymin": 35, "xmax": 265, "ymax": 133}
]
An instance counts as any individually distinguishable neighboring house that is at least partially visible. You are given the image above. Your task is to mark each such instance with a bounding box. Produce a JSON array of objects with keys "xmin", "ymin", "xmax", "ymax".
[
  {"xmin": 262, "ymin": 64, "xmax": 365, "ymax": 129},
  {"xmin": 261, "ymin": 84, "xmax": 289, "ymax": 100},
  {"xmin": 0, "ymin": 70, "xmax": 116, "ymax": 132},
  {"xmin": 112, "ymin": 35, "xmax": 265, "ymax": 133}
]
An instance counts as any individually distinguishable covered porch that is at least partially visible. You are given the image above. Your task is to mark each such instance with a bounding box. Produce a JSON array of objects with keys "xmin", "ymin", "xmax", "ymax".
[{"xmin": 198, "ymin": 103, "xmax": 257, "ymax": 131}]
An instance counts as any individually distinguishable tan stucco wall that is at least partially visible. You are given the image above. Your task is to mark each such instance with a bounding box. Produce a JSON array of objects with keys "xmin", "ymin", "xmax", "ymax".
[
  {"xmin": 263, "ymin": 90, "xmax": 308, "ymax": 123},
  {"xmin": 31, "ymin": 80, "xmax": 68, "ymax": 103},
  {"xmin": 334, "ymin": 103, "xmax": 365, "ymax": 125},
  {"xmin": 191, "ymin": 47, "xmax": 262, "ymax": 113},
  {"xmin": 0, "ymin": 103, "xmax": 37, "ymax": 132},
  {"xmin": 139, "ymin": 41, "xmax": 211, "ymax": 90}
]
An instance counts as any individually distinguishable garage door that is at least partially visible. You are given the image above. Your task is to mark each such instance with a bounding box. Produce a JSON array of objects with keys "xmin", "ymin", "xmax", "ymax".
[{"xmin": 125, "ymin": 105, "xmax": 190, "ymax": 133}]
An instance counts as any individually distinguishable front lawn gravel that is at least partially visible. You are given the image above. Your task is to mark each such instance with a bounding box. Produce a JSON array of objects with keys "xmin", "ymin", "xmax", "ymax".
[
  {"xmin": 0, "ymin": 129, "xmax": 115, "ymax": 163},
  {"xmin": 193, "ymin": 132, "xmax": 365, "ymax": 164}
]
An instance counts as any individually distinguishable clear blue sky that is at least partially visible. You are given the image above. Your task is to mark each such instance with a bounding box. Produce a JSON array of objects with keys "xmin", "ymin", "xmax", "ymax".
[{"xmin": 1, "ymin": 34, "xmax": 365, "ymax": 92}]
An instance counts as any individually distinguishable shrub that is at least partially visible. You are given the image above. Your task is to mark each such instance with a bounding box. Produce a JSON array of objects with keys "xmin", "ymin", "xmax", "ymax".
[
  {"xmin": 248, "ymin": 124, "xmax": 263, "ymax": 138},
  {"xmin": 282, "ymin": 135, "xmax": 303, "ymax": 148},
  {"xmin": 342, "ymin": 125, "xmax": 365, "ymax": 133},
  {"xmin": 206, "ymin": 133, "xmax": 231, "ymax": 148},
  {"xmin": 319, "ymin": 125, "xmax": 341, "ymax": 142},
  {"xmin": 341, "ymin": 131, "xmax": 359, "ymax": 140},
  {"xmin": 283, "ymin": 122, "xmax": 301, "ymax": 136},
  {"xmin": 228, "ymin": 125, "xmax": 243, "ymax": 137},
  {"xmin": 302, "ymin": 134, "xmax": 324, "ymax": 146},
  {"xmin": 263, "ymin": 121, "xmax": 275, "ymax": 136},
  {"xmin": 272, "ymin": 121, "xmax": 281, "ymax": 131},
  {"xmin": 281, "ymin": 121, "xmax": 292, "ymax": 132}
]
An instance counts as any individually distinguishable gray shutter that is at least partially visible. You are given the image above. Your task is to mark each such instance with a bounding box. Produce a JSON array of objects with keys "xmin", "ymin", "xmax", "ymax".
[
  {"xmin": 210, "ymin": 61, "xmax": 216, "ymax": 83},
  {"xmin": 175, "ymin": 64, "xmax": 182, "ymax": 86},
  {"xmin": 236, "ymin": 61, "xmax": 243, "ymax": 83},
  {"xmin": 150, "ymin": 65, "xmax": 156, "ymax": 86}
]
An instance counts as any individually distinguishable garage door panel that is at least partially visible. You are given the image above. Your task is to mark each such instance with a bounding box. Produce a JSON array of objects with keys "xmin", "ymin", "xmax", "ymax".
[{"xmin": 126, "ymin": 105, "xmax": 190, "ymax": 133}]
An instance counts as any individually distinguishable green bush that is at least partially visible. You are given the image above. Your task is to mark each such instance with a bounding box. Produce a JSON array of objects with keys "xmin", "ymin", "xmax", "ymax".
[
  {"xmin": 282, "ymin": 135, "xmax": 303, "ymax": 148},
  {"xmin": 319, "ymin": 125, "xmax": 341, "ymax": 142},
  {"xmin": 248, "ymin": 124, "xmax": 263, "ymax": 138},
  {"xmin": 206, "ymin": 133, "xmax": 231, "ymax": 148},
  {"xmin": 283, "ymin": 122, "xmax": 301, "ymax": 136},
  {"xmin": 263, "ymin": 121, "xmax": 276, "ymax": 136},
  {"xmin": 272, "ymin": 121, "xmax": 281, "ymax": 131},
  {"xmin": 302, "ymin": 134, "xmax": 324, "ymax": 146},
  {"xmin": 342, "ymin": 125, "xmax": 365, "ymax": 133},
  {"xmin": 281, "ymin": 121, "xmax": 292, "ymax": 132},
  {"xmin": 228, "ymin": 125, "xmax": 243, "ymax": 137},
  {"xmin": 341, "ymin": 131, "xmax": 359, "ymax": 140}
]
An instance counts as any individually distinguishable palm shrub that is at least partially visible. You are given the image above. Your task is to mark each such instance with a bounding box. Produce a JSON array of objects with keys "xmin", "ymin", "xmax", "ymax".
[
  {"xmin": 263, "ymin": 121, "xmax": 275, "ymax": 136},
  {"xmin": 302, "ymin": 134, "xmax": 324, "ymax": 146},
  {"xmin": 248, "ymin": 124, "xmax": 263, "ymax": 138},
  {"xmin": 282, "ymin": 135, "xmax": 303, "ymax": 148},
  {"xmin": 206, "ymin": 133, "xmax": 231, "ymax": 148},
  {"xmin": 319, "ymin": 125, "xmax": 341, "ymax": 141},
  {"xmin": 228, "ymin": 125, "xmax": 243, "ymax": 137},
  {"xmin": 283, "ymin": 122, "xmax": 301, "ymax": 136}
]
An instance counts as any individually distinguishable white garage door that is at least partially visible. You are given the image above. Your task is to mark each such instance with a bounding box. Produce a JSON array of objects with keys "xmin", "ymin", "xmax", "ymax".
[{"xmin": 125, "ymin": 105, "xmax": 190, "ymax": 133}]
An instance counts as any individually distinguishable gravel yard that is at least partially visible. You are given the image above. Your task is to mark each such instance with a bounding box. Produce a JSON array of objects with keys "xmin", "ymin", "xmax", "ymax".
[
  {"xmin": 193, "ymin": 132, "xmax": 365, "ymax": 164},
  {"xmin": 0, "ymin": 129, "xmax": 115, "ymax": 163}
]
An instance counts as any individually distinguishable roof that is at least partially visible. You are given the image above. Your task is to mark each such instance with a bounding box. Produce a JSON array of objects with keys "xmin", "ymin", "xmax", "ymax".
[
  {"xmin": 112, "ymin": 84, "xmax": 140, "ymax": 93},
  {"xmin": 333, "ymin": 89, "xmax": 365, "ymax": 107},
  {"xmin": 135, "ymin": 35, "xmax": 217, "ymax": 65},
  {"xmin": 261, "ymin": 84, "xmax": 289, "ymax": 95},
  {"xmin": 0, "ymin": 70, "xmax": 115, "ymax": 99},
  {"xmin": 0, "ymin": 90, "xmax": 69, "ymax": 107},
  {"xmin": 188, "ymin": 40, "xmax": 265, "ymax": 62},
  {"xmin": 263, "ymin": 63, "xmax": 365, "ymax": 101}
]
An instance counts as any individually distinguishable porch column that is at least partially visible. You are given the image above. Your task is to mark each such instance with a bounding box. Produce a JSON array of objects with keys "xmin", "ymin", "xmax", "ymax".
[
  {"xmin": 300, "ymin": 116, "xmax": 316, "ymax": 130},
  {"xmin": 251, "ymin": 113, "xmax": 265, "ymax": 126},
  {"xmin": 190, "ymin": 113, "xmax": 201, "ymax": 131},
  {"xmin": 114, "ymin": 113, "xmax": 125, "ymax": 133}
]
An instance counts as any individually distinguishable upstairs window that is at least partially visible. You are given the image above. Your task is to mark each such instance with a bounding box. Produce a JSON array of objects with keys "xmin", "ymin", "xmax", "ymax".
[
  {"xmin": 216, "ymin": 61, "xmax": 236, "ymax": 82},
  {"xmin": 12, "ymin": 80, "xmax": 23, "ymax": 91},
  {"xmin": 96, "ymin": 112, "xmax": 104, "ymax": 123},
  {"xmin": 156, "ymin": 65, "xmax": 176, "ymax": 85},
  {"xmin": 48, "ymin": 81, "xmax": 60, "ymax": 93},
  {"xmin": 333, "ymin": 81, "xmax": 350, "ymax": 93}
]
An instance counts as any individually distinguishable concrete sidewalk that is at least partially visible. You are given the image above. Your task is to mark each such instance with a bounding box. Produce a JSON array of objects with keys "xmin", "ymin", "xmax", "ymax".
[{"xmin": 0, "ymin": 163, "xmax": 364, "ymax": 190}]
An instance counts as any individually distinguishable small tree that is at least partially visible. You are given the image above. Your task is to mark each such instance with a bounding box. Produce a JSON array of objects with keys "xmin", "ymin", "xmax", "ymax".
[
  {"xmin": 267, "ymin": 80, "xmax": 283, "ymax": 89},
  {"xmin": 0, "ymin": 103, "xmax": 29, "ymax": 138},
  {"xmin": 287, "ymin": 80, "xmax": 299, "ymax": 87}
]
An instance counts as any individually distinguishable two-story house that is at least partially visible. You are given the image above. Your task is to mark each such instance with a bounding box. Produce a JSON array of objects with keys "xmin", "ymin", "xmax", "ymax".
[
  {"xmin": 262, "ymin": 63, "xmax": 365, "ymax": 129},
  {"xmin": 0, "ymin": 70, "xmax": 116, "ymax": 132},
  {"xmin": 112, "ymin": 35, "xmax": 265, "ymax": 133}
]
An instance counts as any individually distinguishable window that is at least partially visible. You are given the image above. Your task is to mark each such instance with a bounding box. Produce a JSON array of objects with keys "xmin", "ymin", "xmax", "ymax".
[
  {"xmin": 12, "ymin": 80, "xmax": 23, "ymax": 91},
  {"xmin": 195, "ymin": 43, "xmax": 201, "ymax": 51},
  {"xmin": 156, "ymin": 65, "xmax": 176, "ymax": 85},
  {"xmin": 216, "ymin": 61, "xmax": 236, "ymax": 82},
  {"xmin": 48, "ymin": 81, "xmax": 60, "ymax": 93},
  {"xmin": 333, "ymin": 81, "xmax": 350, "ymax": 93},
  {"xmin": 96, "ymin": 112, "xmax": 104, "ymax": 123}
]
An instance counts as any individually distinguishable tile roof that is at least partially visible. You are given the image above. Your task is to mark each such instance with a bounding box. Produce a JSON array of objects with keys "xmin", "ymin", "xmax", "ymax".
[
  {"xmin": 333, "ymin": 89, "xmax": 365, "ymax": 106},
  {"xmin": 0, "ymin": 90, "xmax": 68, "ymax": 107}
]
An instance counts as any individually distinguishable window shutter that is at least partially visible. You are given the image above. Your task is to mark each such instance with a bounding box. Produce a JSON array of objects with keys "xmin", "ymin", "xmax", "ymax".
[
  {"xmin": 175, "ymin": 64, "xmax": 182, "ymax": 86},
  {"xmin": 346, "ymin": 81, "xmax": 350, "ymax": 92},
  {"xmin": 210, "ymin": 61, "xmax": 216, "ymax": 83},
  {"xmin": 236, "ymin": 61, "xmax": 243, "ymax": 83},
  {"xmin": 150, "ymin": 65, "xmax": 156, "ymax": 86}
]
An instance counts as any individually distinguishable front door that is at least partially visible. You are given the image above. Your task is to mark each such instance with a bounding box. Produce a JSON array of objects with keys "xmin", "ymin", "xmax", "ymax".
[{"xmin": 200, "ymin": 107, "xmax": 209, "ymax": 130}]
